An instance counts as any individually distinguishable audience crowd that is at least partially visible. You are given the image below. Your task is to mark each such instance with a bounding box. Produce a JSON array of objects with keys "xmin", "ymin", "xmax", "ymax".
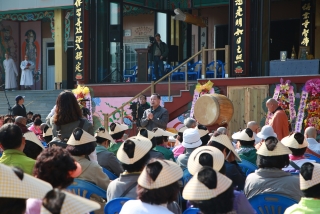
[{"xmin": 0, "ymin": 92, "xmax": 320, "ymax": 214}]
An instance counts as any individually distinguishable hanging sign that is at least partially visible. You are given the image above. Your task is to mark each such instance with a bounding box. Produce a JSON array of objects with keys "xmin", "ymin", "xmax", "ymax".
[
  {"xmin": 300, "ymin": 0, "xmax": 313, "ymax": 47},
  {"xmin": 74, "ymin": 0, "xmax": 84, "ymax": 80}
]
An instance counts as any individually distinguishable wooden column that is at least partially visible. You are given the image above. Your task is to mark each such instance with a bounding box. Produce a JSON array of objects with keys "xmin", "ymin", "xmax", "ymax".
[{"xmin": 54, "ymin": 9, "xmax": 67, "ymax": 89}]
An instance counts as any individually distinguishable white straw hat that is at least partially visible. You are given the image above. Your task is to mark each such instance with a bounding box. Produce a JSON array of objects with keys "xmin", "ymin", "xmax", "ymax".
[
  {"xmin": 67, "ymin": 128, "xmax": 96, "ymax": 146},
  {"xmin": 183, "ymin": 167, "xmax": 232, "ymax": 200},
  {"xmin": 109, "ymin": 123, "xmax": 128, "ymax": 135},
  {"xmin": 138, "ymin": 159, "xmax": 183, "ymax": 189},
  {"xmin": 24, "ymin": 131, "xmax": 45, "ymax": 149},
  {"xmin": 209, "ymin": 134, "xmax": 241, "ymax": 161},
  {"xmin": 95, "ymin": 128, "xmax": 115, "ymax": 144},
  {"xmin": 117, "ymin": 136, "xmax": 152, "ymax": 165},
  {"xmin": 257, "ymin": 138, "xmax": 291, "ymax": 156},
  {"xmin": 137, "ymin": 128, "xmax": 156, "ymax": 140},
  {"xmin": 232, "ymin": 128, "xmax": 255, "ymax": 141},
  {"xmin": 196, "ymin": 126, "xmax": 209, "ymax": 138},
  {"xmin": 153, "ymin": 128, "xmax": 176, "ymax": 137},
  {"xmin": 40, "ymin": 189, "xmax": 100, "ymax": 214},
  {"xmin": 43, "ymin": 126, "xmax": 53, "ymax": 137},
  {"xmin": 182, "ymin": 128, "xmax": 202, "ymax": 149},
  {"xmin": 256, "ymin": 125, "xmax": 277, "ymax": 140},
  {"xmin": 281, "ymin": 133, "xmax": 308, "ymax": 149},
  {"xmin": 188, "ymin": 146, "xmax": 225, "ymax": 175},
  {"xmin": 0, "ymin": 163, "xmax": 52, "ymax": 199},
  {"xmin": 300, "ymin": 162, "xmax": 320, "ymax": 190}
]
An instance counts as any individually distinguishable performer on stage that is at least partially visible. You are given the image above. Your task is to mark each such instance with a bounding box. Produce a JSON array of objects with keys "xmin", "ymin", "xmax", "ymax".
[
  {"xmin": 3, "ymin": 53, "xmax": 18, "ymax": 91},
  {"xmin": 140, "ymin": 93, "xmax": 169, "ymax": 131},
  {"xmin": 20, "ymin": 55, "xmax": 35, "ymax": 90}
]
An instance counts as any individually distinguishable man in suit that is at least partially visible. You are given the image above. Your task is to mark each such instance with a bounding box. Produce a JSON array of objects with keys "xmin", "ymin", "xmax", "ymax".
[{"xmin": 12, "ymin": 95, "xmax": 27, "ymax": 118}]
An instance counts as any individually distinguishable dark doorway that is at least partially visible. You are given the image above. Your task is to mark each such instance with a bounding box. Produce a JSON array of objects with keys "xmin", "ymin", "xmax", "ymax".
[
  {"xmin": 269, "ymin": 19, "xmax": 300, "ymax": 60},
  {"xmin": 215, "ymin": 24, "xmax": 229, "ymax": 63},
  {"xmin": 67, "ymin": 47, "xmax": 75, "ymax": 89}
]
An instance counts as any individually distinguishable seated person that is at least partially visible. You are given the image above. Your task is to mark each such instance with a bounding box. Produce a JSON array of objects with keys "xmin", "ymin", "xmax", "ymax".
[
  {"xmin": 0, "ymin": 164, "xmax": 52, "ymax": 214},
  {"xmin": 0, "ymin": 124, "xmax": 35, "ymax": 175},
  {"xmin": 152, "ymin": 128, "xmax": 175, "ymax": 161},
  {"xmin": 28, "ymin": 118, "xmax": 43, "ymax": 141},
  {"xmin": 138, "ymin": 128, "xmax": 164, "ymax": 160},
  {"xmin": 95, "ymin": 127, "xmax": 123, "ymax": 176},
  {"xmin": 244, "ymin": 136, "xmax": 303, "ymax": 201},
  {"xmin": 285, "ymin": 162, "xmax": 320, "ymax": 214},
  {"xmin": 107, "ymin": 136, "xmax": 151, "ymax": 201},
  {"xmin": 108, "ymin": 122, "xmax": 129, "ymax": 155},
  {"xmin": 183, "ymin": 167, "xmax": 236, "ymax": 214},
  {"xmin": 172, "ymin": 126, "xmax": 187, "ymax": 158},
  {"xmin": 305, "ymin": 127, "xmax": 320, "ymax": 154},
  {"xmin": 177, "ymin": 128, "xmax": 202, "ymax": 170},
  {"xmin": 282, "ymin": 132, "xmax": 315, "ymax": 172},
  {"xmin": 26, "ymin": 111, "xmax": 33, "ymax": 124},
  {"xmin": 197, "ymin": 124, "xmax": 210, "ymax": 146},
  {"xmin": 255, "ymin": 125, "xmax": 277, "ymax": 150},
  {"xmin": 41, "ymin": 124, "xmax": 53, "ymax": 144},
  {"xmin": 41, "ymin": 188, "xmax": 100, "ymax": 214},
  {"xmin": 26, "ymin": 147, "xmax": 81, "ymax": 214},
  {"xmin": 120, "ymin": 159, "xmax": 182, "ymax": 214},
  {"xmin": 233, "ymin": 128, "xmax": 257, "ymax": 165},
  {"xmin": 208, "ymin": 132, "xmax": 245, "ymax": 191},
  {"xmin": 23, "ymin": 131, "xmax": 45, "ymax": 160},
  {"xmin": 186, "ymin": 146, "xmax": 255, "ymax": 214},
  {"xmin": 66, "ymin": 128, "xmax": 110, "ymax": 190}
]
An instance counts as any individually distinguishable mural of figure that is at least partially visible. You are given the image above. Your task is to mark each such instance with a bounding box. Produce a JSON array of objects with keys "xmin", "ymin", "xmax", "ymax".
[
  {"xmin": 2, "ymin": 25, "xmax": 17, "ymax": 61},
  {"xmin": 3, "ymin": 53, "xmax": 18, "ymax": 90},
  {"xmin": 21, "ymin": 29, "xmax": 40, "ymax": 74}
]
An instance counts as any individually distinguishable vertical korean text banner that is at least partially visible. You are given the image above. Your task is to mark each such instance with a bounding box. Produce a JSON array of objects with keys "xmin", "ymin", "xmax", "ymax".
[{"xmin": 74, "ymin": 0, "xmax": 84, "ymax": 80}]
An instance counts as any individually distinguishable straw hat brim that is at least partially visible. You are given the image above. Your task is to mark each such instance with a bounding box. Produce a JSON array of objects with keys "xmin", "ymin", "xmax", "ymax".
[
  {"xmin": 281, "ymin": 135, "xmax": 308, "ymax": 149},
  {"xmin": 209, "ymin": 135, "xmax": 241, "ymax": 161},
  {"xmin": 24, "ymin": 131, "xmax": 45, "ymax": 149},
  {"xmin": 109, "ymin": 123, "xmax": 129, "ymax": 135},
  {"xmin": 232, "ymin": 130, "xmax": 254, "ymax": 141},
  {"xmin": 257, "ymin": 141, "xmax": 291, "ymax": 156},
  {"xmin": 300, "ymin": 163, "xmax": 320, "ymax": 190},
  {"xmin": 67, "ymin": 129, "xmax": 96, "ymax": 145}
]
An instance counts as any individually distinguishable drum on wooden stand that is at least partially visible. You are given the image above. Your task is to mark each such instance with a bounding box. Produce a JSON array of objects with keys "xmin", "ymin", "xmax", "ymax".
[{"xmin": 194, "ymin": 94, "xmax": 234, "ymax": 126}]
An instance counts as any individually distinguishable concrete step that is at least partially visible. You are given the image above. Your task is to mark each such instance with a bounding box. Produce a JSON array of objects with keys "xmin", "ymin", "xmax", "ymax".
[{"xmin": 0, "ymin": 90, "xmax": 62, "ymax": 120}]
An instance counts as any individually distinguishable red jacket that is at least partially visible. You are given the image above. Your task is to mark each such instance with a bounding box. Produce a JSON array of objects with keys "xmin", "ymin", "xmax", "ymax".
[{"xmin": 269, "ymin": 109, "xmax": 289, "ymax": 141}]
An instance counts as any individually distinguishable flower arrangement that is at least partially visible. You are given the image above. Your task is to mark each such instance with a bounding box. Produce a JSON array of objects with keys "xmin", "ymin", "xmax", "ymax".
[
  {"xmin": 295, "ymin": 79, "xmax": 320, "ymax": 134},
  {"xmin": 266, "ymin": 78, "xmax": 296, "ymax": 126},
  {"xmin": 72, "ymin": 85, "xmax": 93, "ymax": 123},
  {"xmin": 195, "ymin": 80, "xmax": 214, "ymax": 95}
]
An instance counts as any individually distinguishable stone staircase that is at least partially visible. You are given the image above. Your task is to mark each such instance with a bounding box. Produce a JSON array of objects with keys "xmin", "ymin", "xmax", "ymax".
[{"xmin": 0, "ymin": 90, "xmax": 62, "ymax": 119}]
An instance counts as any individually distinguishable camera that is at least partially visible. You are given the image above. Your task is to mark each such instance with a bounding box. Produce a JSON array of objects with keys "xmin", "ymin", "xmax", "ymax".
[
  {"xmin": 129, "ymin": 101, "xmax": 139, "ymax": 119},
  {"xmin": 149, "ymin": 36, "xmax": 155, "ymax": 44}
]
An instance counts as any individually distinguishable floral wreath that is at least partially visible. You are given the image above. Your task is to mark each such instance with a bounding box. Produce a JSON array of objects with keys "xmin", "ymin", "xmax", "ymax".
[
  {"xmin": 72, "ymin": 85, "xmax": 93, "ymax": 123},
  {"xmin": 195, "ymin": 80, "xmax": 214, "ymax": 95},
  {"xmin": 295, "ymin": 78, "xmax": 320, "ymax": 134},
  {"xmin": 266, "ymin": 78, "xmax": 296, "ymax": 126}
]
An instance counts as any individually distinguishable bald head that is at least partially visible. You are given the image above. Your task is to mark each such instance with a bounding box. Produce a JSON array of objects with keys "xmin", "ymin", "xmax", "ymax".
[
  {"xmin": 266, "ymin": 98, "xmax": 279, "ymax": 112},
  {"xmin": 305, "ymin": 127, "xmax": 317, "ymax": 139},
  {"xmin": 217, "ymin": 127, "xmax": 227, "ymax": 135},
  {"xmin": 15, "ymin": 116, "xmax": 26, "ymax": 125},
  {"xmin": 247, "ymin": 121, "xmax": 259, "ymax": 133}
]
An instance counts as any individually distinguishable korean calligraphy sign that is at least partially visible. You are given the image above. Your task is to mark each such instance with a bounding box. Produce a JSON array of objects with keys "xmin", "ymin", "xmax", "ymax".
[
  {"xmin": 74, "ymin": 0, "xmax": 84, "ymax": 80},
  {"xmin": 300, "ymin": 0, "xmax": 313, "ymax": 48}
]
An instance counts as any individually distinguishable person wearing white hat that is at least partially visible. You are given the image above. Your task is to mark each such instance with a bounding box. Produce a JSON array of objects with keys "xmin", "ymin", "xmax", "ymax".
[
  {"xmin": 282, "ymin": 132, "xmax": 315, "ymax": 172},
  {"xmin": 23, "ymin": 130, "xmax": 45, "ymax": 159},
  {"xmin": 244, "ymin": 136, "xmax": 303, "ymax": 202},
  {"xmin": 0, "ymin": 164, "xmax": 52, "ymax": 214},
  {"xmin": 26, "ymin": 147, "xmax": 82, "ymax": 214},
  {"xmin": 285, "ymin": 162, "xmax": 320, "ymax": 214},
  {"xmin": 172, "ymin": 125, "xmax": 187, "ymax": 158},
  {"xmin": 0, "ymin": 124, "xmax": 35, "ymax": 175},
  {"xmin": 255, "ymin": 125, "xmax": 277, "ymax": 150},
  {"xmin": 66, "ymin": 128, "xmax": 110, "ymax": 190},
  {"xmin": 176, "ymin": 128, "xmax": 202, "ymax": 170},
  {"xmin": 232, "ymin": 128, "xmax": 257, "ymax": 165},
  {"xmin": 41, "ymin": 124, "xmax": 53, "ymax": 144},
  {"xmin": 95, "ymin": 127, "xmax": 124, "ymax": 176},
  {"xmin": 152, "ymin": 128, "xmax": 175, "ymax": 161},
  {"xmin": 247, "ymin": 121, "xmax": 261, "ymax": 144},
  {"xmin": 197, "ymin": 124, "xmax": 210, "ymax": 146},
  {"xmin": 108, "ymin": 122, "xmax": 129, "ymax": 155},
  {"xmin": 182, "ymin": 166, "xmax": 235, "ymax": 214},
  {"xmin": 185, "ymin": 146, "xmax": 256, "ymax": 214},
  {"xmin": 266, "ymin": 98, "xmax": 289, "ymax": 141},
  {"xmin": 41, "ymin": 188, "xmax": 100, "ymax": 214},
  {"xmin": 305, "ymin": 127, "xmax": 320, "ymax": 155},
  {"xmin": 208, "ymin": 133, "xmax": 245, "ymax": 191},
  {"xmin": 107, "ymin": 136, "xmax": 152, "ymax": 201},
  {"xmin": 120, "ymin": 159, "xmax": 182, "ymax": 214}
]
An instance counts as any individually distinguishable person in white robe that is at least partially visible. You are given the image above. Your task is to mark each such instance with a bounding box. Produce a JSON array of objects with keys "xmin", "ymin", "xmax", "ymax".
[
  {"xmin": 3, "ymin": 53, "xmax": 18, "ymax": 90},
  {"xmin": 20, "ymin": 55, "xmax": 35, "ymax": 89}
]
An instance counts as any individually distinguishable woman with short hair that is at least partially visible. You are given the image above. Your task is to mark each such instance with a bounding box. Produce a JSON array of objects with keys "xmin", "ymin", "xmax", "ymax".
[{"xmin": 120, "ymin": 159, "xmax": 182, "ymax": 214}]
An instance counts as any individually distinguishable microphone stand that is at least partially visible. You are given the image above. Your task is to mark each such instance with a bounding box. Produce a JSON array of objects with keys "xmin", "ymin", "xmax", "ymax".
[{"xmin": 1, "ymin": 85, "xmax": 13, "ymax": 116}]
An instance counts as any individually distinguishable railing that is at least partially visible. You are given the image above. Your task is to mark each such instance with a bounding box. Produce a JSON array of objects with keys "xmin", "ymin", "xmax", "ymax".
[{"xmin": 103, "ymin": 45, "xmax": 229, "ymax": 129}]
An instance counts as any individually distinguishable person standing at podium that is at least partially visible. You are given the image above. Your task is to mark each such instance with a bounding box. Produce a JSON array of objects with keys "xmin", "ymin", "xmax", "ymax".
[{"xmin": 148, "ymin": 33, "xmax": 169, "ymax": 80}]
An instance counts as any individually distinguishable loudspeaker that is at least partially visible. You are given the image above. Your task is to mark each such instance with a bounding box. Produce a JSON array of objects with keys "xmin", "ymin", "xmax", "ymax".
[
  {"xmin": 109, "ymin": 25, "xmax": 121, "ymax": 42},
  {"xmin": 168, "ymin": 45, "xmax": 178, "ymax": 62}
]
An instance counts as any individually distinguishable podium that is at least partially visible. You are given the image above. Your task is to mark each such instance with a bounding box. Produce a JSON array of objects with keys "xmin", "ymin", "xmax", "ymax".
[{"xmin": 135, "ymin": 48, "xmax": 149, "ymax": 81}]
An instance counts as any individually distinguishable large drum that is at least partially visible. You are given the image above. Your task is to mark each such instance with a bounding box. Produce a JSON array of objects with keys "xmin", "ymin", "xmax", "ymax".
[{"xmin": 194, "ymin": 94, "xmax": 234, "ymax": 126}]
